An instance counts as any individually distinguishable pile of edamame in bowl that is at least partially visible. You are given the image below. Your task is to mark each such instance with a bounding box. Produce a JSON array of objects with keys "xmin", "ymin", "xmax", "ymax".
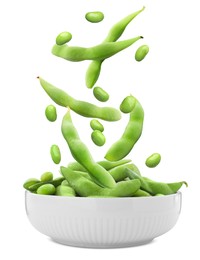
[{"xmin": 23, "ymin": 7, "xmax": 187, "ymax": 198}]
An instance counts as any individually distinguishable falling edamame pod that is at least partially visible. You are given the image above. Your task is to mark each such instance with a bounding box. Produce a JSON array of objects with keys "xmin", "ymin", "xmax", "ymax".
[
  {"xmin": 135, "ymin": 44, "xmax": 149, "ymax": 62},
  {"xmin": 93, "ymin": 87, "xmax": 109, "ymax": 102},
  {"xmin": 85, "ymin": 6, "xmax": 145, "ymax": 88},
  {"xmin": 61, "ymin": 109, "xmax": 116, "ymax": 188},
  {"xmin": 145, "ymin": 153, "xmax": 161, "ymax": 168},
  {"xmin": 126, "ymin": 168, "xmax": 188, "ymax": 195},
  {"xmin": 85, "ymin": 11, "xmax": 104, "ymax": 23},
  {"xmin": 38, "ymin": 77, "xmax": 121, "ymax": 122},
  {"xmin": 52, "ymin": 36, "xmax": 142, "ymax": 62},
  {"xmin": 105, "ymin": 96, "xmax": 144, "ymax": 161},
  {"xmin": 56, "ymin": 32, "xmax": 72, "ymax": 45},
  {"xmin": 45, "ymin": 105, "xmax": 57, "ymax": 122}
]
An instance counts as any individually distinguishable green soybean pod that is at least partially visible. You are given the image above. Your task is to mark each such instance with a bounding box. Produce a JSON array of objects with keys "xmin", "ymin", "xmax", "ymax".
[
  {"xmin": 50, "ymin": 145, "xmax": 61, "ymax": 164},
  {"xmin": 145, "ymin": 153, "xmax": 161, "ymax": 168},
  {"xmin": 45, "ymin": 105, "xmax": 57, "ymax": 122},
  {"xmin": 40, "ymin": 172, "xmax": 53, "ymax": 182},
  {"xmin": 23, "ymin": 178, "xmax": 40, "ymax": 190},
  {"xmin": 90, "ymin": 119, "xmax": 104, "ymax": 132},
  {"xmin": 120, "ymin": 95, "xmax": 136, "ymax": 113},
  {"xmin": 135, "ymin": 45, "xmax": 149, "ymax": 62},
  {"xmin": 93, "ymin": 87, "xmax": 109, "ymax": 102},
  {"xmin": 56, "ymin": 32, "xmax": 72, "ymax": 45},
  {"xmin": 85, "ymin": 11, "xmax": 104, "ymax": 23},
  {"xmin": 37, "ymin": 184, "xmax": 56, "ymax": 195},
  {"xmin": 91, "ymin": 130, "xmax": 106, "ymax": 146}
]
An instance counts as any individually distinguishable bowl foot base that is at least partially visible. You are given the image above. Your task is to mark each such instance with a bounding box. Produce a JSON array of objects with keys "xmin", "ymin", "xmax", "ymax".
[{"xmin": 50, "ymin": 238, "xmax": 154, "ymax": 249}]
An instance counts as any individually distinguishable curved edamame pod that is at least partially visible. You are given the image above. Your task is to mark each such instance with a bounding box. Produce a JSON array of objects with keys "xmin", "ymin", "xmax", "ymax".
[
  {"xmin": 38, "ymin": 77, "xmax": 121, "ymax": 122},
  {"xmin": 52, "ymin": 36, "xmax": 142, "ymax": 62},
  {"xmin": 109, "ymin": 163, "xmax": 141, "ymax": 182},
  {"xmin": 126, "ymin": 168, "xmax": 188, "ymax": 195},
  {"xmin": 67, "ymin": 159, "xmax": 132, "ymax": 172},
  {"xmin": 61, "ymin": 109, "xmax": 116, "ymax": 188},
  {"xmin": 85, "ymin": 6, "xmax": 145, "ymax": 88},
  {"xmin": 61, "ymin": 166, "xmax": 140, "ymax": 197},
  {"xmin": 105, "ymin": 97, "xmax": 144, "ymax": 161}
]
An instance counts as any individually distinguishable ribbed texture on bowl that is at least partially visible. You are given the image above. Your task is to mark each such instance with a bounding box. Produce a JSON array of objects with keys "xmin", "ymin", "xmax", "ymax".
[{"xmin": 25, "ymin": 192, "xmax": 181, "ymax": 248}]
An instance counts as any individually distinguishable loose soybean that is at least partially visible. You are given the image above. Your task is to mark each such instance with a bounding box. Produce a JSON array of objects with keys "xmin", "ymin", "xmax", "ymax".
[
  {"xmin": 85, "ymin": 11, "xmax": 104, "ymax": 23},
  {"xmin": 145, "ymin": 153, "xmax": 161, "ymax": 168},
  {"xmin": 45, "ymin": 105, "xmax": 57, "ymax": 122},
  {"xmin": 40, "ymin": 172, "xmax": 53, "ymax": 182},
  {"xmin": 93, "ymin": 87, "xmax": 109, "ymax": 102},
  {"xmin": 120, "ymin": 95, "xmax": 136, "ymax": 113},
  {"xmin": 90, "ymin": 119, "xmax": 104, "ymax": 132},
  {"xmin": 91, "ymin": 130, "xmax": 106, "ymax": 146},
  {"xmin": 135, "ymin": 45, "xmax": 149, "ymax": 62},
  {"xmin": 50, "ymin": 145, "xmax": 61, "ymax": 164},
  {"xmin": 56, "ymin": 32, "xmax": 72, "ymax": 45}
]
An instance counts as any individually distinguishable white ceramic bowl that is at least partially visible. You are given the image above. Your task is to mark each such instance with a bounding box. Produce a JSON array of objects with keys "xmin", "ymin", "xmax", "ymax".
[{"xmin": 25, "ymin": 191, "xmax": 182, "ymax": 248}]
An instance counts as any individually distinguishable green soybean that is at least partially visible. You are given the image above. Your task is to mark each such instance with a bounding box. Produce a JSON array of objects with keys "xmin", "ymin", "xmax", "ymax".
[
  {"xmin": 145, "ymin": 153, "xmax": 161, "ymax": 168},
  {"xmin": 28, "ymin": 177, "xmax": 65, "ymax": 192},
  {"xmin": 52, "ymin": 36, "xmax": 142, "ymax": 62},
  {"xmin": 37, "ymin": 184, "xmax": 56, "ymax": 195},
  {"xmin": 109, "ymin": 163, "xmax": 141, "ymax": 182},
  {"xmin": 23, "ymin": 178, "xmax": 40, "ymax": 190},
  {"xmin": 93, "ymin": 87, "xmax": 109, "ymax": 102},
  {"xmin": 61, "ymin": 109, "xmax": 116, "ymax": 188},
  {"xmin": 126, "ymin": 168, "xmax": 188, "ymax": 195},
  {"xmin": 56, "ymin": 185, "xmax": 76, "ymax": 196},
  {"xmin": 134, "ymin": 189, "xmax": 151, "ymax": 197},
  {"xmin": 68, "ymin": 159, "xmax": 132, "ymax": 172},
  {"xmin": 61, "ymin": 166, "xmax": 140, "ymax": 197},
  {"xmin": 105, "ymin": 97, "xmax": 144, "ymax": 161},
  {"xmin": 85, "ymin": 11, "xmax": 104, "ymax": 23},
  {"xmin": 120, "ymin": 95, "xmax": 136, "ymax": 113},
  {"xmin": 135, "ymin": 44, "xmax": 149, "ymax": 62},
  {"xmin": 56, "ymin": 32, "xmax": 72, "ymax": 45},
  {"xmin": 40, "ymin": 172, "xmax": 53, "ymax": 182},
  {"xmin": 85, "ymin": 6, "xmax": 145, "ymax": 88},
  {"xmin": 90, "ymin": 119, "xmax": 104, "ymax": 132},
  {"xmin": 45, "ymin": 105, "xmax": 57, "ymax": 122},
  {"xmin": 50, "ymin": 144, "xmax": 61, "ymax": 164},
  {"xmin": 91, "ymin": 130, "xmax": 106, "ymax": 146},
  {"xmin": 38, "ymin": 77, "xmax": 121, "ymax": 122}
]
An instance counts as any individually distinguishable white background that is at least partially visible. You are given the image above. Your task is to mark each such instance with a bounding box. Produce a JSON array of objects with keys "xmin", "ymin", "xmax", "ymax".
[{"xmin": 1, "ymin": 0, "xmax": 199, "ymax": 258}]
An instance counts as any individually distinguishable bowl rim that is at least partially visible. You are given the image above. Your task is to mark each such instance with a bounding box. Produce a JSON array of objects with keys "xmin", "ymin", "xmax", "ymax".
[{"xmin": 25, "ymin": 190, "xmax": 181, "ymax": 200}]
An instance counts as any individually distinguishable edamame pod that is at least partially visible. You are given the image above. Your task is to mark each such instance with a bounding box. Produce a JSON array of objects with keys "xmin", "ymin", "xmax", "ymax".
[
  {"xmin": 23, "ymin": 178, "xmax": 40, "ymax": 190},
  {"xmin": 67, "ymin": 159, "xmax": 132, "ymax": 172},
  {"xmin": 93, "ymin": 87, "xmax": 109, "ymax": 102},
  {"xmin": 85, "ymin": 11, "xmax": 104, "ymax": 23},
  {"xmin": 91, "ymin": 130, "xmax": 106, "ymax": 146},
  {"xmin": 90, "ymin": 119, "xmax": 104, "ymax": 132},
  {"xmin": 50, "ymin": 144, "xmax": 61, "ymax": 164},
  {"xmin": 126, "ymin": 168, "xmax": 188, "ymax": 195},
  {"xmin": 28, "ymin": 177, "xmax": 65, "ymax": 192},
  {"xmin": 40, "ymin": 172, "xmax": 53, "ymax": 182},
  {"xmin": 61, "ymin": 167, "xmax": 140, "ymax": 197},
  {"xmin": 56, "ymin": 32, "xmax": 72, "ymax": 45},
  {"xmin": 37, "ymin": 184, "xmax": 56, "ymax": 195},
  {"xmin": 135, "ymin": 45, "xmax": 149, "ymax": 62},
  {"xmin": 109, "ymin": 163, "xmax": 141, "ymax": 182},
  {"xmin": 45, "ymin": 105, "xmax": 57, "ymax": 122},
  {"xmin": 38, "ymin": 77, "xmax": 121, "ymax": 122},
  {"xmin": 145, "ymin": 153, "xmax": 161, "ymax": 168},
  {"xmin": 105, "ymin": 97, "xmax": 144, "ymax": 161},
  {"xmin": 61, "ymin": 110, "xmax": 116, "ymax": 188},
  {"xmin": 85, "ymin": 7, "xmax": 145, "ymax": 88},
  {"xmin": 52, "ymin": 36, "xmax": 142, "ymax": 62},
  {"xmin": 120, "ymin": 95, "xmax": 136, "ymax": 113}
]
